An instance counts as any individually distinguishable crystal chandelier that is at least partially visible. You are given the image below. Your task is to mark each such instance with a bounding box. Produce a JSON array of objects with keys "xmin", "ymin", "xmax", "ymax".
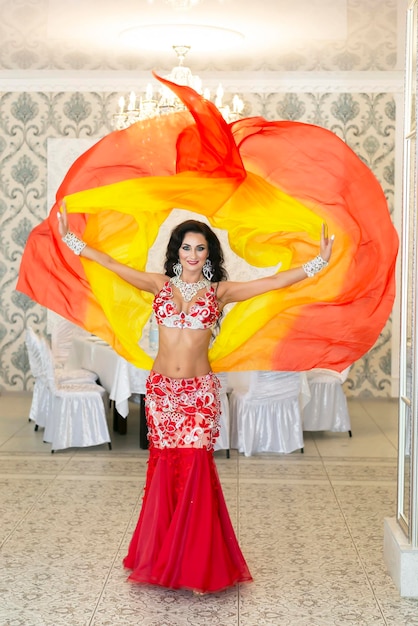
[{"xmin": 113, "ymin": 45, "xmax": 245, "ymax": 130}]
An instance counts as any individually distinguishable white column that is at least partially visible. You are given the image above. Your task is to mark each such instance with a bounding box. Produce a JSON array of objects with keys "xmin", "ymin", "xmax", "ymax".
[{"xmin": 383, "ymin": 0, "xmax": 418, "ymax": 598}]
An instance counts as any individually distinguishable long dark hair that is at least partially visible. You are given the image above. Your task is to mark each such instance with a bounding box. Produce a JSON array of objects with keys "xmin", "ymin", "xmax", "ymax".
[{"xmin": 164, "ymin": 220, "xmax": 228, "ymax": 282}]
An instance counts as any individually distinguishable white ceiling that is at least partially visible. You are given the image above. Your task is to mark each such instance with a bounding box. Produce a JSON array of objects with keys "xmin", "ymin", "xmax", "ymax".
[
  {"xmin": 0, "ymin": 0, "xmax": 403, "ymax": 81},
  {"xmin": 45, "ymin": 0, "xmax": 348, "ymax": 68},
  {"xmin": 46, "ymin": 0, "xmax": 347, "ymax": 54}
]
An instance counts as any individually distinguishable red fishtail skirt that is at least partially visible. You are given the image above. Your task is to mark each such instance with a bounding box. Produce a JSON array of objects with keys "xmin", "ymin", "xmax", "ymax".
[{"xmin": 123, "ymin": 371, "xmax": 252, "ymax": 593}]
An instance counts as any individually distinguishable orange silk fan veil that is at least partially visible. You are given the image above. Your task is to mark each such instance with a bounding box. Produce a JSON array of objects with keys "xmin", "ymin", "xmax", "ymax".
[{"xmin": 17, "ymin": 75, "xmax": 398, "ymax": 373}]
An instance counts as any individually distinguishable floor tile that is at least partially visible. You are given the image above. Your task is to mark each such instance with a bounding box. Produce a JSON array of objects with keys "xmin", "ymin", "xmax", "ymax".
[{"xmin": 0, "ymin": 393, "xmax": 417, "ymax": 625}]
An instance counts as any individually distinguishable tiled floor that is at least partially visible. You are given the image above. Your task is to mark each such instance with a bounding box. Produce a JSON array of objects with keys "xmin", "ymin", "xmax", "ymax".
[{"xmin": 0, "ymin": 393, "xmax": 417, "ymax": 626}]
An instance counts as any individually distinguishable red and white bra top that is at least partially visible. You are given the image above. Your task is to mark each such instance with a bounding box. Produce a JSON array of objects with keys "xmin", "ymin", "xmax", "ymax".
[{"xmin": 153, "ymin": 280, "xmax": 220, "ymax": 330}]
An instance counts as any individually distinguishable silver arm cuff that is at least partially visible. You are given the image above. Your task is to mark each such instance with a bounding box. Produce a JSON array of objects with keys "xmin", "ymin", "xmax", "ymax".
[
  {"xmin": 302, "ymin": 255, "xmax": 328, "ymax": 277},
  {"xmin": 62, "ymin": 231, "xmax": 86, "ymax": 256}
]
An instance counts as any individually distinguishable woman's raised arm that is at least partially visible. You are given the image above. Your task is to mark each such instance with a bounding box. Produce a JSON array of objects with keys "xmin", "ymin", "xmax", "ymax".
[{"xmin": 57, "ymin": 201, "xmax": 163, "ymax": 295}]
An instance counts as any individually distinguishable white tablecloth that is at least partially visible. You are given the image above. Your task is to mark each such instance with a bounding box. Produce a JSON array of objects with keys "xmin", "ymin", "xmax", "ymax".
[{"xmin": 66, "ymin": 337, "xmax": 148, "ymax": 418}]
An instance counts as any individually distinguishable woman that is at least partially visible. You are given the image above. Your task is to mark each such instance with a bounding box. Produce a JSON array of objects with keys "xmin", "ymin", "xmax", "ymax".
[{"xmin": 58, "ymin": 205, "xmax": 333, "ymax": 593}]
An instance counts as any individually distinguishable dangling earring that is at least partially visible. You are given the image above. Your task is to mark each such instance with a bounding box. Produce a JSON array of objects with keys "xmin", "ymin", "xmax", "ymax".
[
  {"xmin": 173, "ymin": 261, "xmax": 182, "ymax": 277},
  {"xmin": 202, "ymin": 259, "xmax": 213, "ymax": 281}
]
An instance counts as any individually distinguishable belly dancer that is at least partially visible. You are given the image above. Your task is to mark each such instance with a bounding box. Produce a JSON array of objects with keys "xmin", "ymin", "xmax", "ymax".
[{"xmin": 58, "ymin": 204, "xmax": 333, "ymax": 593}]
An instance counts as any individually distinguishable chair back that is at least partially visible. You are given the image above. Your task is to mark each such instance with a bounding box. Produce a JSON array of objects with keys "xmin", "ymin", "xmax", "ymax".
[
  {"xmin": 302, "ymin": 366, "xmax": 351, "ymax": 434},
  {"xmin": 248, "ymin": 371, "xmax": 301, "ymax": 400},
  {"xmin": 51, "ymin": 316, "xmax": 89, "ymax": 367},
  {"xmin": 38, "ymin": 336, "xmax": 58, "ymax": 392},
  {"xmin": 306, "ymin": 366, "xmax": 351, "ymax": 384},
  {"xmin": 25, "ymin": 328, "xmax": 45, "ymax": 380},
  {"xmin": 230, "ymin": 370, "xmax": 305, "ymax": 455},
  {"xmin": 216, "ymin": 372, "xmax": 229, "ymax": 394}
]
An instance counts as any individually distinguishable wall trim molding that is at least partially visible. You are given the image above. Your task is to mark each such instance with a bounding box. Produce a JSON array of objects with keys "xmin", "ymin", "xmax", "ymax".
[{"xmin": 0, "ymin": 70, "xmax": 405, "ymax": 94}]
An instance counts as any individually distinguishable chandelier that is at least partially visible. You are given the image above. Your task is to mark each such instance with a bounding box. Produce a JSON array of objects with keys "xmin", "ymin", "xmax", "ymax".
[{"xmin": 113, "ymin": 45, "xmax": 245, "ymax": 130}]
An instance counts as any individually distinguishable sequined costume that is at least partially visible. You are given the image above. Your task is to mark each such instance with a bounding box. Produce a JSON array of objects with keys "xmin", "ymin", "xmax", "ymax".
[
  {"xmin": 123, "ymin": 370, "xmax": 253, "ymax": 592},
  {"xmin": 123, "ymin": 280, "xmax": 252, "ymax": 592},
  {"xmin": 153, "ymin": 280, "xmax": 220, "ymax": 330}
]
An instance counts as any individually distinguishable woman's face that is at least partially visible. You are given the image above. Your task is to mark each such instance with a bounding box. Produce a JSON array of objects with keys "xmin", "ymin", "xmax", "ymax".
[{"xmin": 178, "ymin": 232, "xmax": 209, "ymax": 274}]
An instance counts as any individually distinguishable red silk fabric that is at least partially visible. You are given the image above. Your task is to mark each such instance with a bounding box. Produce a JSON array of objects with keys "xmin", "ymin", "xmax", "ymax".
[{"xmin": 17, "ymin": 75, "xmax": 398, "ymax": 373}]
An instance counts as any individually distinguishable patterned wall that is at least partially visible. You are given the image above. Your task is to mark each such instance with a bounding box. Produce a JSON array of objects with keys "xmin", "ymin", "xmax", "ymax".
[{"xmin": 0, "ymin": 88, "xmax": 398, "ymax": 396}]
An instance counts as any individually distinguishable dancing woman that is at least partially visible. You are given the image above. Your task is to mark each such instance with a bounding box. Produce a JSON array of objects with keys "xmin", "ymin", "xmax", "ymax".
[{"xmin": 58, "ymin": 204, "xmax": 333, "ymax": 593}]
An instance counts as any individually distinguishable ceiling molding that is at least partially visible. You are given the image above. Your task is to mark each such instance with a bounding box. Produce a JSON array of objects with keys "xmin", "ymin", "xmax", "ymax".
[{"xmin": 0, "ymin": 70, "xmax": 405, "ymax": 94}]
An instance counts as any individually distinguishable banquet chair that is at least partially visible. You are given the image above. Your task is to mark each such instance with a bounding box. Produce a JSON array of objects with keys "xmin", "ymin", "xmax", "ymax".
[
  {"xmin": 50, "ymin": 316, "xmax": 96, "ymax": 383},
  {"xmin": 302, "ymin": 367, "xmax": 352, "ymax": 435},
  {"xmin": 214, "ymin": 372, "xmax": 231, "ymax": 457},
  {"xmin": 230, "ymin": 371, "xmax": 304, "ymax": 456},
  {"xmin": 39, "ymin": 337, "xmax": 112, "ymax": 453},
  {"xmin": 50, "ymin": 314, "xmax": 89, "ymax": 366},
  {"xmin": 25, "ymin": 328, "xmax": 51, "ymax": 431}
]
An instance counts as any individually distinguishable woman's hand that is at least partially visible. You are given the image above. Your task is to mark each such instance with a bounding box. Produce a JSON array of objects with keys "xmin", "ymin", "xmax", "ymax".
[
  {"xmin": 320, "ymin": 222, "xmax": 334, "ymax": 262},
  {"xmin": 57, "ymin": 201, "xmax": 87, "ymax": 256},
  {"xmin": 57, "ymin": 201, "xmax": 69, "ymax": 238}
]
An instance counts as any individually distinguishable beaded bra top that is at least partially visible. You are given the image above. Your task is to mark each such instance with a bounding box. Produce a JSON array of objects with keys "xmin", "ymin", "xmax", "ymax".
[{"xmin": 153, "ymin": 280, "xmax": 220, "ymax": 330}]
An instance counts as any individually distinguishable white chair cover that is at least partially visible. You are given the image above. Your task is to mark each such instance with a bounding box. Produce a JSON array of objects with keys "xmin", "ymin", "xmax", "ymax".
[
  {"xmin": 230, "ymin": 371, "xmax": 304, "ymax": 456},
  {"xmin": 25, "ymin": 328, "xmax": 52, "ymax": 429},
  {"xmin": 214, "ymin": 372, "xmax": 230, "ymax": 453},
  {"xmin": 302, "ymin": 367, "xmax": 351, "ymax": 433},
  {"xmin": 56, "ymin": 367, "xmax": 98, "ymax": 385},
  {"xmin": 50, "ymin": 315, "xmax": 90, "ymax": 368},
  {"xmin": 50, "ymin": 315, "xmax": 98, "ymax": 384},
  {"xmin": 40, "ymin": 338, "xmax": 111, "ymax": 452}
]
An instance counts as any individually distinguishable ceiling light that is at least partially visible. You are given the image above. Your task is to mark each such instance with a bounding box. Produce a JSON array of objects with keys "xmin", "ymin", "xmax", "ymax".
[
  {"xmin": 118, "ymin": 24, "xmax": 244, "ymax": 52},
  {"xmin": 164, "ymin": 0, "xmax": 202, "ymax": 8},
  {"xmin": 113, "ymin": 45, "xmax": 245, "ymax": 130}
]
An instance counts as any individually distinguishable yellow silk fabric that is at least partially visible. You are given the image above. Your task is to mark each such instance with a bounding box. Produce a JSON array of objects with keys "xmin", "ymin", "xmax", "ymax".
[{"xmin": 64, "ymin": 170, "xmax": 342, "ymax": 370}]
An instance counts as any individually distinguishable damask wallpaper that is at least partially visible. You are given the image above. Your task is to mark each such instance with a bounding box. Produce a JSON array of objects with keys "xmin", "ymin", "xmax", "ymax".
[{"xmin": 0, "ymin": 87, "xmax": 399, "ymax": 396}]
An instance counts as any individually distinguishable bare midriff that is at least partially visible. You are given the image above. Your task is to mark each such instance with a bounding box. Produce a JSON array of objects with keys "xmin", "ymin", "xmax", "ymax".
[{"xmin": 151, "ymin": 325, "xmax": 213, "ymax": 379}]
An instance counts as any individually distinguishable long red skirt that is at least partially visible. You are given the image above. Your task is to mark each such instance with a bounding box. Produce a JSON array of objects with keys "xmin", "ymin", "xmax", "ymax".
[{"xmin": 123, "ymin": 371, "xmax": 253, "ymax": 593}]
